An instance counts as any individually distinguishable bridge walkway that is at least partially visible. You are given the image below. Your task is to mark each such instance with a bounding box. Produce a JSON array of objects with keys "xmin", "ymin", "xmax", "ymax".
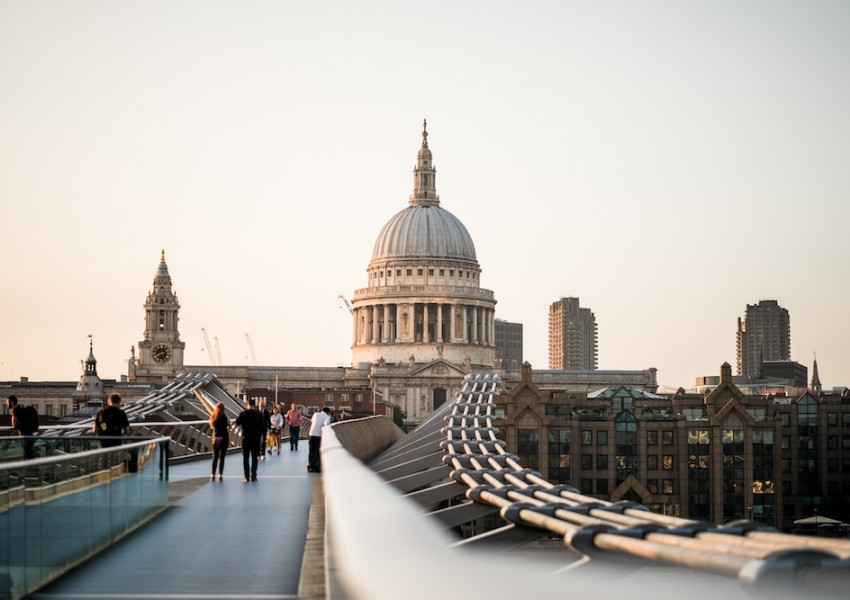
[{"xmin": 33, "ymin": 447, "xmax": 322, "ymax": 600}]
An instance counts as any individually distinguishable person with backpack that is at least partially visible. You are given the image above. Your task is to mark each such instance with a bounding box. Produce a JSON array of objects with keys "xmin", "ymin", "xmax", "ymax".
[
  {"xmin": 235, "ymin": 398, "xmax": 264, "ymax": 482},
  {"xmin": 6, "ymin": 394, "xmax": 37, "ymax": 459},
  {"xmin": 93, "ymin": 393, "xmax": 130, "ymax": 448}
]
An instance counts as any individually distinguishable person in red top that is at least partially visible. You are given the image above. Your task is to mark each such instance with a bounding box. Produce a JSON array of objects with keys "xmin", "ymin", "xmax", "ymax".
[{"xmin": 285, "ymin": 403, "xmax": 303, "ymax": 451}]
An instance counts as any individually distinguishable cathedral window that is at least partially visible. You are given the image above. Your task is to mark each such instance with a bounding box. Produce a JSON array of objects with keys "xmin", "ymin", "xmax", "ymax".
[
  {"xmin": 449, "ymin": 270, "xmax": 454, "ymax": 277},
  {"xmin": 417, "ymin": 269, "xmax": 423, "ymax": 276},
  {"xmin": 396, "ymin": 269, "xmax": 401, "ymax": 277},
  {"xmin": 458, "ymin": 270, "xmax": 463, "ymax": 277},
  {"xmin": 439, "ymin": 269, "xmax": 445, "ymax": 276},
  {"xmin": 428, "ymin": 269, "xmax": 434, "ymax": 276}
]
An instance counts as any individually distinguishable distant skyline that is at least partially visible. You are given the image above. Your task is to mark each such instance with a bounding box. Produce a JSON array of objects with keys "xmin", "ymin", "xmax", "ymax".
[{"xmin": 2, "ymin": 1, "xmax": 848, "ymax": 391}]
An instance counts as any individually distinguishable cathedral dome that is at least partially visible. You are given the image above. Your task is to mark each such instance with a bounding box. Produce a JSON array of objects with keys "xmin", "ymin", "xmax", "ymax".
[
  {"xmin": 371, "ymin": 204, "xmax": 476, "ymax": 262},
  {"xmin": 370, "ymin": 120, "xmax": 477, "ymax": 265}
]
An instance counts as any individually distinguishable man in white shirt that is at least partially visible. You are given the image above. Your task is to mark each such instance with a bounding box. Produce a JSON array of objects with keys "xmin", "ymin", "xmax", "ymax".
[{"xmin": 307, "ymin": 407, "xmax": 332, "ymax": 473}]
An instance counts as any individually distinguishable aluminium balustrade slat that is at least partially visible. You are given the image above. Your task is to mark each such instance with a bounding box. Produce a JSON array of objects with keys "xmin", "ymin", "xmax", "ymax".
[
  {"xmin": 451, "ymin": 523, "xmax": 549, "ymax": 551},
  {"xmin": 386, "ymin": 464, "xmax": 452, "ymax": 494},
  {"xmin": 404, "ymin": 478, "xmax": 465, "ymax": 506},
  {"xmin": 369, "ymin": 430, "xmax": 445, "ymax": 469},
  {"xmin": 428, "ymin": 499, "xmax": 499, "ymax": 528},
  {"xmin": 372, "ymin": 451, "xmax": 445, "ymax": 480}
]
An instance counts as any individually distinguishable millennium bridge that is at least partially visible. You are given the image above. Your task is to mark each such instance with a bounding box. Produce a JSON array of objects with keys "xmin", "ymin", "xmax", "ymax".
[{"xmin": 2, "ymin": 373, "xmax": 849, "ymax": 599}]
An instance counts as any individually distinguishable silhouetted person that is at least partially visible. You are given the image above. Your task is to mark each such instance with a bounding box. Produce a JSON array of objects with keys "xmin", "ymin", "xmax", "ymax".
[
  {"xmin": 94, "ymin": 393, "xmax": 130, "ymax": 448},
  {"xmin": 209, "ymin": 402, "xmax": 229, "ymax": 481},
  {"xmin": 235, "ymin": 398, "xmax": 264, "ymax": 482},
  {"xmin": 6, "ymin": 394, "xmax": 37, "ymax": 459}
]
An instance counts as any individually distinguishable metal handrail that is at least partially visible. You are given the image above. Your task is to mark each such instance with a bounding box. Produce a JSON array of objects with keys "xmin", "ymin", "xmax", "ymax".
[{"xmin": 325, "ymin": 372, "xmax": 850, "ymax": 599}]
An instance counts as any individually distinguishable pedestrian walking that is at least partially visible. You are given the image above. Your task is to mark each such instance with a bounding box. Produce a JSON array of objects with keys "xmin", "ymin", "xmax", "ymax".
[
  {"xmin": 235, "ymin": 398, "xmax": 264, "ymax": 482},
  {"xmin": 209, "ymin": 402, "xmax": 229, "ymax": 481},
  {"xmin": 285, "ymin": 403, "xmax": 303, "ymax": 451},
  {"xmin": 269, "ymin": 405, "xmax": 283, "ymax": 455}
]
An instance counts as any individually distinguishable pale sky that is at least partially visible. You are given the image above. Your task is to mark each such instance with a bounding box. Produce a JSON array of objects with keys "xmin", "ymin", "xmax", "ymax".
[{"xmin": 2, "ymin": 1, "xmax": 848, "ymax": 392}]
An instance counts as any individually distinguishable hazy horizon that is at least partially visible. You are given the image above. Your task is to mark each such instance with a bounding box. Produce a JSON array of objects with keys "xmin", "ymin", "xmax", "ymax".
[{"xmin": 2, "ymin": 1, "xmax": 848, "ymax": 391}]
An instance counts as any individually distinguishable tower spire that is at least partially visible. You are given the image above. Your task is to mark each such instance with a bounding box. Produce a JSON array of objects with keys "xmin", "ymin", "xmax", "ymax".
[
  {"xmin": 811, "ymin": 353, "xmax": 822, "ymax": 394},
  {"xmin": 410, "ymin": 119, "xmax": 439, "ymax": 207}
]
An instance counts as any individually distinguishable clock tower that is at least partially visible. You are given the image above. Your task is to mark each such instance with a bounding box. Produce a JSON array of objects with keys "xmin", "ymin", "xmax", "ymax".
[{"xmin": 130, "ymin": 250, "xmax": 186, "ymax": 381}]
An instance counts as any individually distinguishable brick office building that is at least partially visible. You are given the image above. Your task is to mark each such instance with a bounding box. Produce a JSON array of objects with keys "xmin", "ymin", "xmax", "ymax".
[{"xmin": 494, "ymin": 362, "xmax": 850, "ymax": 531}]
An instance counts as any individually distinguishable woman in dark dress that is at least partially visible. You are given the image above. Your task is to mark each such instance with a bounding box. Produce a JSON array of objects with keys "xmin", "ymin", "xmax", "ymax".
[{"xmin": 209, "ymin": 402, "xmax": 230, "ymax": 481}]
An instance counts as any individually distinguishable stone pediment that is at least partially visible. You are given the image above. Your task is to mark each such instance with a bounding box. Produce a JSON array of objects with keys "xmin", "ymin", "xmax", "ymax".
[
  {"xmin": 406, "ymin": 359, "xmax": 468, "ymax": 379},
  {"xmin": 711, "ymin": 397, "xmax": 755, "ymax": 427}
]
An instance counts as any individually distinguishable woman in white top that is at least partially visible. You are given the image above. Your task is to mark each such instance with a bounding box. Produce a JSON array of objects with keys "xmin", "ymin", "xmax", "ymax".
[{"xmin": 269, "ymin": 405, "xmax": 284, "ymax": 456}]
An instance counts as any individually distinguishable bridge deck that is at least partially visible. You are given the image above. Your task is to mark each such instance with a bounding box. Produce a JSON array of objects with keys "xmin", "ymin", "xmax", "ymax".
[{"xmin": 34, "ymin": 447, "xmax": 319, "ymax": 600}]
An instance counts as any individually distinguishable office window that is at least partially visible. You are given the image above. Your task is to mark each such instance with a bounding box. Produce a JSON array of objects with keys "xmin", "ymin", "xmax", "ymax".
[
  {"xmin": 647, "ymin": 479, "xmax": 659, "ymax": 494},
  {"xmin": 828, "ymin": 413, "xmax": 838, "ymax": 426},
  {"xmin": 662, "ymin": 480, "xmax": 674, "ymax": 494},
  {"xmin": 581, "ymin": 430, "xmax": 592, "ymax": 445},
  {"xmin": 662, "ymin": 431, "xmax": 673, "ymax": 445},
  {"xmin": 647, "ymin": 431, "xmax": 658, "ymax": 445},
  {"xmin": 581, "ymin": 455, "xmax": 592, "ymax": 470},
  {"xmin": 662, "ymin": 455, "xmax": 674, "ymax": 470},
  {"xmin": 597, "ymin": 431, "xmax": 608, "ymax": 445},
  {"xmin": 647, "ymin": 455, "xmax": 658, "ymax": 470},
  {"xmin": 580, "ymin": 479, "xmax": 593, "ymax": 494},
  {"xmin": 596, "ymin": 455, "xmax": 608, "ymax": 470},
  {"xmin": 597, "ymin": 479, "xmax": 609, "ymax": 495}
]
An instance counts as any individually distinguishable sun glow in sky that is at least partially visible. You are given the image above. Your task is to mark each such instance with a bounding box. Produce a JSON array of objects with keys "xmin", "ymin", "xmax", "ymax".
[{"xmin": 2, "ymin": 1, "xmax": 849, "ymax": 391}]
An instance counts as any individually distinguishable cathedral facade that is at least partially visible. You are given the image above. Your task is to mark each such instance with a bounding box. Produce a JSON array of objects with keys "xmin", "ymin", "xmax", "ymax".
[{"xmin": 120, "ymin": 123, "xmax": 656, "ymax": 425}]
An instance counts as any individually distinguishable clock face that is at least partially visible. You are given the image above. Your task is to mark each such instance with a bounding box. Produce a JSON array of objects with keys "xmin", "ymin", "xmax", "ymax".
[{"xmin": 152, "ymin": 344, "xmax": 171, "ymax": 363}]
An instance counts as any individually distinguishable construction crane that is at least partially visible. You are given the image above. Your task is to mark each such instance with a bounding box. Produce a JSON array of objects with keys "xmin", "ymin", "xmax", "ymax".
[
  {"xmin": 338, "ymin": 294, "xmax": 353, "ymax": 314},
  {"xmin": 201, "ymin": 328, "xmax": 218, "ymax": 366},
  {"xmin": 245, "ymin": 333, "xmax": 257, "ymax": 365},
  {"xmin": 214, "ymin": 337, "xmax": 222, "ymax": 366}
]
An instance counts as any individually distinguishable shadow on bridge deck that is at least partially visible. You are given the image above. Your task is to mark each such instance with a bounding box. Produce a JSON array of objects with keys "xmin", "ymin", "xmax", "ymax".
[{"xmin": 34, "ymin": 447, "xmax": 321, "ymax": 600}]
